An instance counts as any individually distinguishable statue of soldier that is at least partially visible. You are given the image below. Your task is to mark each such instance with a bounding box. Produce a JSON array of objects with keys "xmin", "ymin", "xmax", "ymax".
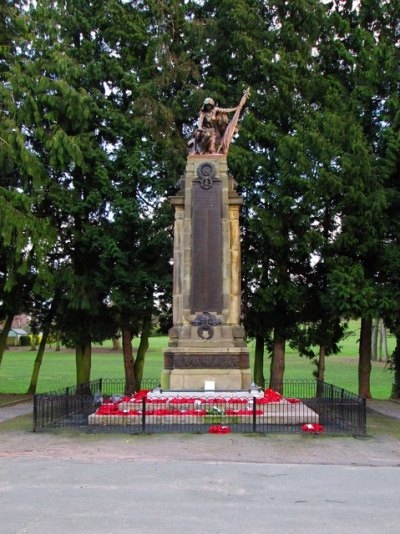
[{"xmin": 191, "ymin": 97, "xmax": 238, "ymax": 155}]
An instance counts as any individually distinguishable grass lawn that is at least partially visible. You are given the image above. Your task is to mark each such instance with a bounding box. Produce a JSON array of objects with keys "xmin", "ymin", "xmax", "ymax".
[
  {"xmin": 0, "ymin": 320, "xmax": 395, "ymax": 398},
  {"xmin": 0, "ymin": 394, "xmax": 31, "ymax": 406}
]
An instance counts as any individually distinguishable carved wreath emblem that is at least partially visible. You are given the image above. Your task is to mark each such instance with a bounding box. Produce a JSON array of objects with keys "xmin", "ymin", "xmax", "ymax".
[
  {"xmin": 191, "ymin": 311, "xmax": 222, "ymax": 340},
  {"xmin": 196, "ymin": 162, "xmax": 216, "ymax": 190}
]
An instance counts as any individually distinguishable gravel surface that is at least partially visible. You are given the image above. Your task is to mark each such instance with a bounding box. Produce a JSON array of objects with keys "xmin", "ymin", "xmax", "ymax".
[
  {"xmin": 0, "ymin": 405, "xmax": 399, "ymax": 467},
  {"xmin": 0, "ymin": 399, "xmax": 399, "ymax": 467}
]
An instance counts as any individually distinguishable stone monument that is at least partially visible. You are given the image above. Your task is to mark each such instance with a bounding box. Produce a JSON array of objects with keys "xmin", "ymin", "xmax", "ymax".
[{"xmin": 161, "ymin": 90, "xmax": 251, "ymax": 390}]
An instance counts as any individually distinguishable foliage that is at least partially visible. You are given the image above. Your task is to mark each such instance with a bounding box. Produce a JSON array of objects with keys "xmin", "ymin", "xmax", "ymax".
[{"xmin": 1, "ymin": 0, "xmax": 399, "ymax": 395}]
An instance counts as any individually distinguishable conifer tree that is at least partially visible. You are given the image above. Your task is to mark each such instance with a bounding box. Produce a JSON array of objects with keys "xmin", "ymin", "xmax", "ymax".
[
  {"xmin": 322, "ymin": 0, "xmax": 392, "ymax": 397},
  {"xmin": 100, "ymin": 0, "xmax": 201, "ymax": 392},
  {"xmin": 232, "ymin": 0, "xmax": 329, "ymax": 391},
  {"xmin": 16, "ymin": 0, "xmax": 126, "ymax": 383},
  {"xmin": 371, "ymin": 0, "xmax": 400, "ymax": 397},
  {"xmin": 0, "ymin": 1, "xmax": 54, "ymax": 364}
]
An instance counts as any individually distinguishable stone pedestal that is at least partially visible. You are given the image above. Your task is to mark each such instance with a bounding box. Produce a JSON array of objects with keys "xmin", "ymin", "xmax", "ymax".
[{"xmin": 162, "ymin": 154, "xmax": 250, "ymax": 390}]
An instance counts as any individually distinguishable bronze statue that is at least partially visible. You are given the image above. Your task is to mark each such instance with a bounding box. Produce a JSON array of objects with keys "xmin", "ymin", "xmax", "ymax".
[{"xmin": 189, "ymin": 88, "xmax": 250, "ymax": 155}]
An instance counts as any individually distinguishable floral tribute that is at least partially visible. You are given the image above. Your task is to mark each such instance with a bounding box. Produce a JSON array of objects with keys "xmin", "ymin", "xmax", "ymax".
[
  {"xmin": 208, "ymin": 425, "xmax": 231, "ymax": 434},
  {"xmin": 93, "ymin": 387, "xmax": 303, "ymax": 419},
  {"xmin": 301, "ymin": 423, "xmax": 325, "ymax": 433},
  {"xmin": 88, "ymin": 387, "xmax": 320, "ymax": 430}
]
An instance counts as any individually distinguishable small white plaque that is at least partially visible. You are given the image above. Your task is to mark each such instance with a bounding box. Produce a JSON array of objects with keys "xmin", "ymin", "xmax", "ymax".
[{"xmin": 204, "ymin": 380, "xmax": 215, "ymax": 391}]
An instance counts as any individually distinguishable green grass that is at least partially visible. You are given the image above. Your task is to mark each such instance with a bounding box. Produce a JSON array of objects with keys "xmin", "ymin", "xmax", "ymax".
[
  {"xmin": 0, "ymin": 322, "xmax": 395, "ymax": 398},
  {"xmin": 0, "ymin": 394, "xmax": 31, "ymax": 406}
]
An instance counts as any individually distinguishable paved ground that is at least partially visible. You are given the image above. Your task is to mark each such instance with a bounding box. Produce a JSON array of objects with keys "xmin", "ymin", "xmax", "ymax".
[
  {"xmin": 367, "ymin": 398, "xmax": 400, "ymax": 420},
  {"xmin": 1, "ymin": 458, "xmax": 400, "ymax": 534},
  {"xmin": 0, "ymin": 399, "xmax": 399, "ymax": 533},
  {"xmin": 0, "ymin": 399, "xmax": 32, "ymax": 423}
]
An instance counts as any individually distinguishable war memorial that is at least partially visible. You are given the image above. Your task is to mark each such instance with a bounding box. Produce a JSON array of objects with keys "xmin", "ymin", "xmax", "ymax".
[
  {"xmin": 161, "ymin": 90, "xmax": 251, "ymax": 391},
  {"xmin": 33, "ymin": 91, "xmax": 366, "ymax": 435}
]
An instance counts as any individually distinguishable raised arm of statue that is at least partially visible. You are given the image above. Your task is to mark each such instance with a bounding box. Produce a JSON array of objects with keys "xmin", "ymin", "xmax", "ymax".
[{"xmin": 216, "ymin": 106, "xmax": 238, "ymax": 114}]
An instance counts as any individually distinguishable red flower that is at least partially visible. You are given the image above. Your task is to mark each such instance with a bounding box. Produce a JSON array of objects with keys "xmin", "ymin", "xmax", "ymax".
[
  {"xmin": 229, "ymin": 398, "xmax": 248, "ymax": 404},
  {"xmin": 208, "ymin": 425, "xmax": 231, "ymax": 434},
  {"xmin": 133, "ymin": 390, "xmax": 151, "ymax": 400},
  {"xmin": 264, "ymin": 388, "xmax": 283, "ymax": 402},
  {"xmin": 287, "ymin": 398, "xmax": 301, "ymax": 404},
  {"xmin": 302, "ymin": 423, "xmax": 324, "ymax": 433},
  {"xmin": 170, "ymin": 398, "xmax": 196, "ymax": 404}
]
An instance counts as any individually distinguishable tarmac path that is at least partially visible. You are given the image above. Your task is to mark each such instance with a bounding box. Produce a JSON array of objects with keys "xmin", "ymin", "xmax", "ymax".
[{"xmin": 1, "ymin": 458, "xmax": 400, "ymax": 534}]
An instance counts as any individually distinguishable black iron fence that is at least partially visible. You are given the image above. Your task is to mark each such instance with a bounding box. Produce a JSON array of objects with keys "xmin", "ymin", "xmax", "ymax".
[{"xmin": 33, "ymin": 378, "xmax": 366, "ymax": 435}]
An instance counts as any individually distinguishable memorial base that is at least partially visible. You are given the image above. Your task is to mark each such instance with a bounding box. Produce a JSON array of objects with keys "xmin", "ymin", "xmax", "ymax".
[
  {"xmin": 161, "ymin": 368, "xmax": 251, "ymax": 390},
  {"xmin": 162, "ymin": 346, "xmax": 251, "ymax": 390}
]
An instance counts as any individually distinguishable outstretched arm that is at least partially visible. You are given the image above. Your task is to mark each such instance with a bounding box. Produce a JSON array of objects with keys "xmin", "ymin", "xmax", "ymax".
[{"xmin": 216, "ymin": 106, "xmax": 238, "ymax": 113}]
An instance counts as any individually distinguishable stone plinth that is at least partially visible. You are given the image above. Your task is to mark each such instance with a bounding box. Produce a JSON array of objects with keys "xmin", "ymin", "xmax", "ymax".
[{"xmin": 162, "ymin": 154, "xmax": 250, "ymax": 390}]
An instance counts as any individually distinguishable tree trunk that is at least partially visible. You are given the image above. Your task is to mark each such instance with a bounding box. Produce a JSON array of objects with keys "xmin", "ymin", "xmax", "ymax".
[
  {"xmin": 254, "ymin": 334, "xmax": 265, "ymax": 389},
  {"xmin": 358, "ymin": 317, "xmax": 372, "ymax": 398},
  {"xmin": 134, "ymin": 317, "xmax": 152, "ymax": 392},
  {"xmin": 112, "ymin": 336, "xmax": 121, "ymax": 351},
  {"xmin": 390, "ymin": 333, "xmax": 400, "ymax": 399},
  {"xmin": 56, "ymin": 337, "xmax": 60, "ymax": 351},
  {"xmin": 378, "ymin": 319, "xmax": 384, "ymax": 362},
  {"xmin": 371, "ymin": 318, "xmax": 379, "ymax": 361},
  {"xmin": 27, "ymin": 302, "xmax": 57, "ymax": 394},
  {"xmin": 27, "ymin": 330, "xmax": 49, "ymax": 394},
  {"xmin": 269, "ymin": 329, "xmax": 285, "ymax": 394},
  {"xmin": 121, "ymin": 324, "xmax": 136, "ymax": 395},
  {"xmin": 76, "ymin": 340, "xmax": 92, "ymax": 386},
  {"xmin": 316, "ymin": 345, "xmax": 326, "ymax": 397},
  {"xmin": 381, "ymin": 321, "xmax": 388, "ymax": 362},
  {"xmin": 0, "ymin": 314, "xmax": 14, "ymax": 366}
]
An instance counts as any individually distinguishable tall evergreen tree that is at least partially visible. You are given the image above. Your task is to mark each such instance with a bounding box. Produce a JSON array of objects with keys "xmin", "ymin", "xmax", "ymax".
[
  {"xmin": 372, "ymin": 0, "xmax": 400, "ymax": 397},
  {"xmin": 16, "ymin": 0, "xmax": 126, "ymax": 383},
  {"xmin": 0, "ymin": 1, "xmax": 55, "ymax": 364}
]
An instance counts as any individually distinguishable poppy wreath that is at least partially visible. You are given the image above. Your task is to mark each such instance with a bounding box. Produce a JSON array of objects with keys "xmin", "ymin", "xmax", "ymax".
[
  {"xmin": 208, "ymin": 425, "xmax": 231, "ymax": 434},
  {"xmin": 95, "ymin": 387, "xmax": 299, "ymax": 418},
  {"xmin": 302, "ymin": 423, "xmax": 324, "ymax": 433}
]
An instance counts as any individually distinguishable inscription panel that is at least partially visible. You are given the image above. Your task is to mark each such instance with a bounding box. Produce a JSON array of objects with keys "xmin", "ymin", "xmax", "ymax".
[
  {"xmin": 164, "ymin": 353, "xmax": 250, "ymax": 369},
  {"xmin": 191, "ymin": 181, "xmax": 222, "ymax": 312}
]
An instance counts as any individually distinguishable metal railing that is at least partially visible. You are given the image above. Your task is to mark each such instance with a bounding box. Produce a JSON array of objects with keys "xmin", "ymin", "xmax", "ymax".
[{"xmin": 33, "ymin": 378, "xmax": 366, "ymax": 435}]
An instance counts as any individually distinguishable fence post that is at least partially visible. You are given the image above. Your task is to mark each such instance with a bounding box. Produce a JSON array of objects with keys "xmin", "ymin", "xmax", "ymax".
[
  {"xmin": 142, "ymin": 397, "xmax": 146, "ymax": 433},
  {"xmin": 252, "ymin": 397, "xmax": 257, "ymax": 433},
  {"xmin": 65, "ymin": 387, "xmax": 70, "ymax": 417},
  {"xmin": 50, "ymin": 396, "xmax": 53, "ymax": 425},
  {"xmin": 340, "ymin": 388, "xmax": 345, "ymax": 422},
  {"xmin": 33, "ymin": 395, "xmax": 37, "ymax": 432}
]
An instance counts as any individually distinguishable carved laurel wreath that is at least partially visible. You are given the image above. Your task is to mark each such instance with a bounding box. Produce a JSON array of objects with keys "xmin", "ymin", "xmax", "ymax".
[
  {"xmin": 191, "ymin": 311, "xmax": 222, "ymax": 339},
  {"xmin": 196, "ymin": 162, "xmax": 216, "ymax": 190}
]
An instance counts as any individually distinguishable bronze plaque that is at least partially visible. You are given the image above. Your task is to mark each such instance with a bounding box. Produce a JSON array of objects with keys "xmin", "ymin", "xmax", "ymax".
[
  {"xmin": 191, "ymin": 180, "xmax": 222, "ymax": 312},
  {"xmin": 164, "ymin": 352, "xmax": 249, "ymax": 369}
]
